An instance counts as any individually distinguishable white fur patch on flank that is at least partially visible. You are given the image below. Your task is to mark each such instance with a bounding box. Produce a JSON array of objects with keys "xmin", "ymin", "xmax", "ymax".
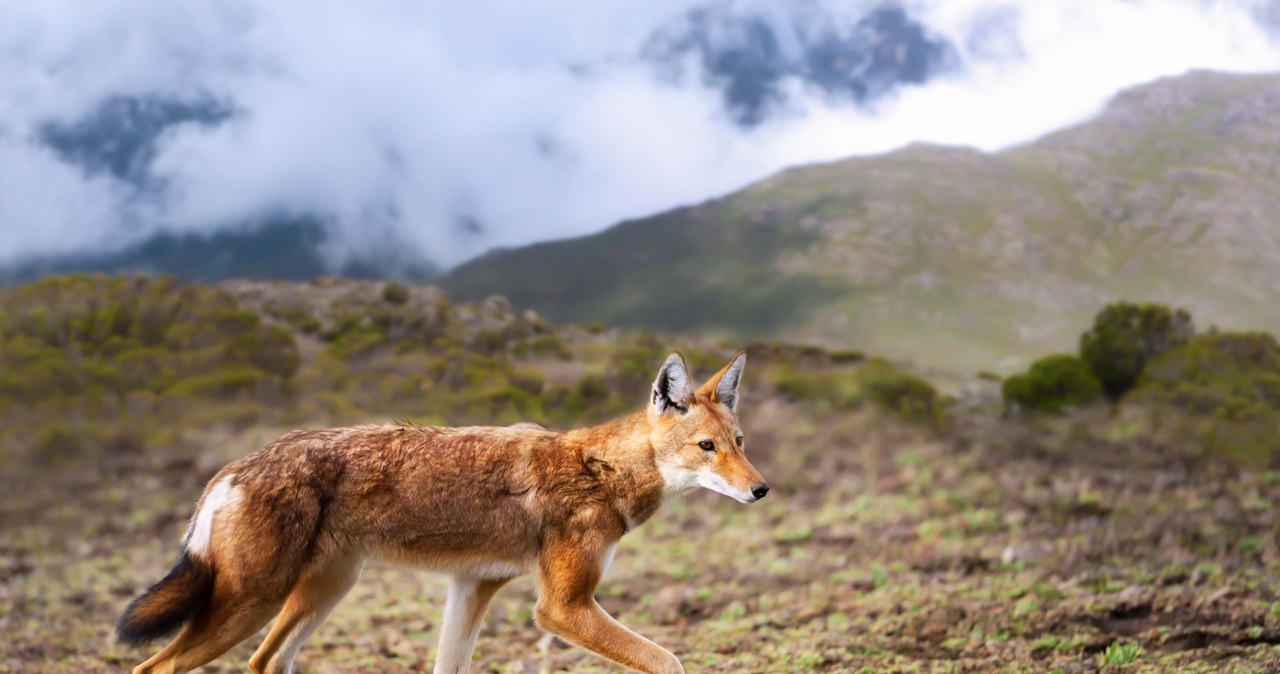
[
  {"xmin": 695, "ymin": 469, "xmax": 756, "ymax": 504},
  {"xmin": 185, "ymin": 475, "xmax": 241, "ymax": 556}
]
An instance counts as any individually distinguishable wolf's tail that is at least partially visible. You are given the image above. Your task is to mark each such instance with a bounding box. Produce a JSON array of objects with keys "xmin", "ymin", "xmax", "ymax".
[{"xmin": 116, "ymin": 551, "xmax": 215, "ymax": 645}]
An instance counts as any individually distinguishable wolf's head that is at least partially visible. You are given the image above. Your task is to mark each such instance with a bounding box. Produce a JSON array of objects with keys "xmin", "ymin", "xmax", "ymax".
[{"xmin": 646, "ymin": 351, "xmax": 769, "ymax": 503}]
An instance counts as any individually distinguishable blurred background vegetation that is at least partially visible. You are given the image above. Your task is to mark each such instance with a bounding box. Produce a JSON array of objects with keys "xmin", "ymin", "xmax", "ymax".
[
  {"xmin": 3, "ymin": 274, "xmax": 1276, "ymax": 472},
  {"xmin": 0, "ymin": 274, "xmax": 950, "ymax": 471}
]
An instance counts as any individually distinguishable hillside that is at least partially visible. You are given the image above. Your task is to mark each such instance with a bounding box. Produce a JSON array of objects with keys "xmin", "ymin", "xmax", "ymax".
[{"xmin": 443, "ymin": 70, "xmax": 1280, "ymax": 373}]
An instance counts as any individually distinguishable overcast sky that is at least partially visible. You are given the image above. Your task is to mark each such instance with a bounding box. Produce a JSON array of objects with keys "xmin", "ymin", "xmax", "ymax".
[{"xmin": 2, "ymin": 0, "xmax": 1279, "ymax": 269}]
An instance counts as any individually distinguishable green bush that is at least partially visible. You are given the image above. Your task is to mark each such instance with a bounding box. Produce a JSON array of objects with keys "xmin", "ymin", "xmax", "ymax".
[
  {"xmin": 858, "ymin": 360, "xmax": 946, "ymax": 426},
  {"xmin": 276, "ymin": 306, "xmax": 321, "ymax": 334},
  {"xmin": 1002, "ymin": 354, "xmax": 1103, "ymax": 414},
  {"xmin": 576, "ymin": 373, "xmax": 611, "ymax": 404},
  {"xmin": 1079, "ymin": 302, "xmax": 1194, "ymax": 398},
  {"xmin": 609, "ymin": 342, "xmax": 666, "ymax": 390},
  {"xmin": 829, "ymin": 349, "xmax": 865, "ymax": 364},
  {"xmin": 382, "ymin": 282, "xmax": 410, "ymax": 305},
  {"xmin": 326, "ymin": 319, "xmax": 386, "ymax": 359},
  {"xmin": 516, "ymin": 334, "xmax": 571, "ymax": 359},
  {"xmin": 1139, "ymin": 332, "xmax": 1280, "ymax": 418},
  {"xmin": 233, "ymin": 325, "xmax": 300, "ymax": 380},
  {"xmin": 775, "ymin": 359, "xmax": 944, "ymax": 426},
  {"xmin": 34, "ymin": 423, "xmax": 81, "ymax": 464},
  {"xmin": 475, "ymin": 328, "xmax": 509, "ymax": 354},
  {"xmin": 168, "ymin": 366, "xmax": 272, "ymax": 398}
]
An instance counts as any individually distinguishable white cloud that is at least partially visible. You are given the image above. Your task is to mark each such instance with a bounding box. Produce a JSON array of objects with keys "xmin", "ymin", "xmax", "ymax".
[{"xmin": 0, "ymin": 0, "xmax": 1278, "ymax": 269}]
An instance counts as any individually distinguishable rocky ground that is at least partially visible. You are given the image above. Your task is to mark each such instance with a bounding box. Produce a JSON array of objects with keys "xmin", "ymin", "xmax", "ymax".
[{"xmin": 5, "ymin": 399, "xmax": 1280, "ymax": 673}]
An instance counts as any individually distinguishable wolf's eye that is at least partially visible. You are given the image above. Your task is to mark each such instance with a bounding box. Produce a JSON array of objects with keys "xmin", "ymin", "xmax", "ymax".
[
  {"xmin": 735, "ymin": 435, "xmax": 744, "ymax": 447},
  {"xmin": 698, "ymin": 440, "xmax": 715, "ymax": 451}
]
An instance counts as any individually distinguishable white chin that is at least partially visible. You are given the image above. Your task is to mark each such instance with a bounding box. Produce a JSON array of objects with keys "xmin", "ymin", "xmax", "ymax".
[{"xmin": 695, "ymin": 472, "xmax": 755, "ymax": 503}]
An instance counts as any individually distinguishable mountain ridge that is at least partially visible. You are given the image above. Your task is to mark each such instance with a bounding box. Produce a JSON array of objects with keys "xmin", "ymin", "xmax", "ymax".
[{"xmin": 442, "ymin": 69, "xmax": 1280, "ymax": 372}]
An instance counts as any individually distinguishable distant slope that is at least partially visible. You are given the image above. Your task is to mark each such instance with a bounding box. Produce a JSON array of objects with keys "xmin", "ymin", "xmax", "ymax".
[
  {"xmin": 442, "ymin": 70, "xmax": 1280, "ymax": 372},
  {"xmin": 0, "ymin": 219, "xmax": 437, "ymax": 286}
]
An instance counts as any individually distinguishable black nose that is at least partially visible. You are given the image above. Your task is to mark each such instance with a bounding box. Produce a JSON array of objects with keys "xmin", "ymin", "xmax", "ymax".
[{"xmin": 751, "ymin": 483, "xmax": 770, "ymax": 500}]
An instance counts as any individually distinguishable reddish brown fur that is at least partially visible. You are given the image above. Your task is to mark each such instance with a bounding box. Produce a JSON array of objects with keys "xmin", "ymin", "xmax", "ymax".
[{"xmin": 118, "ymin": 352, "xmax": 766, "ymax": 674}]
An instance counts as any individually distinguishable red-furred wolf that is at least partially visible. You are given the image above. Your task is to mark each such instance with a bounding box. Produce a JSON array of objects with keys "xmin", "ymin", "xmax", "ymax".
[{"xmin": 117, "ymin": 352, "xmax": 768, "ymax": 674}]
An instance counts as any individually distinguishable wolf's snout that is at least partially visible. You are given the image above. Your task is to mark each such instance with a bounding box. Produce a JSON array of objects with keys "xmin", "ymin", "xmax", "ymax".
[{"xmin": 751, "ymin": 483, "xmax": 770, "ymax": 500}]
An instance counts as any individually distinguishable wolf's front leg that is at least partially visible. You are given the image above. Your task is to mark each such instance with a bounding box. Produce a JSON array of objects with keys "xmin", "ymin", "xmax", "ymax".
[{"xmin": 533, "ymin": 535, "xmax": 684, "ymax": 674}]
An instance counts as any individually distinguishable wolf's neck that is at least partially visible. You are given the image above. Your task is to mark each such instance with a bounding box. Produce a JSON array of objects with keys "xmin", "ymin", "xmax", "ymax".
[{"xmin": 563, "ymin": 411, "xmax": 666, "ymax": 532}]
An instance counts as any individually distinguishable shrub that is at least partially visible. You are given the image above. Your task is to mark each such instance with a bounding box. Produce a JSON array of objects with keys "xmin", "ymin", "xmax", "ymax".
[
  {"xmin": 235, "ymin": 325, "xmax": 300, "ymax": 380},
  {"xmin": 382, "ymin": 282, "xmax": 410, "ymax": 305},
  {"xmin": 475, "ymin": 328, "xmax": 509, "ymax": 354},
  {"xmin": 1002, "ymin": 354, "xmax": 1103, "ymax": 414},
  {"xmin": 829, "ymin": 349, "xmax": 865, "ymax": 364},
  {"xmin": 858, "ymin": 360, "xmax": 946, "ymax": 427},
  {"xmin": 326, "ymin": 319, "xmax": 386, "ymax": 359},
  {"xmin": 518, "ymin": 334, "xmax": 571, "ymax": 360},
  {"xmin": 463, "ymin": 385, "xmax": 541, "ymax": 422},
  {"xmin": 1079, "ymin": 302, "xmax": 1193, "ymax": 398},
  {"xmin": 168, "ymin": 366, "xmax": 271, "ymax": 398},
  {"xmin": 775, "ymin": 359, "xmax": 945, "ymax": 427},
  {"xmin": 1138, "ymin": 332, "xmax": 1280, "ymax": 425},
  {"xmin": 509, "ymin": 367, "xmax": 547, "ymax": 396},
  {"xmin": 277, "ymin": 306, "xmax": 321, "ymax": 334},
  {"xmin": 34, "ymin": 423, "xmax": 81, "ymax": 464},
  {"xmin": 212, "ymin": 308, "xmax": 261, "ymax": 338},
  {"xmin": 576, "ymin": 373, "xmax": 611, "ymax": 404},
  {"xmin": 609, "ymin": 343, "xmax": 666, "ymax": 390},
  {"xmin": 1142, "ymin": 332, "xmax": 1280, "ymax": 391}
]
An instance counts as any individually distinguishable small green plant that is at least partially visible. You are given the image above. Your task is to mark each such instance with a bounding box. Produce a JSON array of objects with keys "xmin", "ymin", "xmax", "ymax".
[
  {"xmin": 1030, "ymin": 635, "xmax": 1062, "ymax": 652},
  {"xmin": 794, "ymin": 651, "xmax": 826, "ymax": 668},
  {"xmin": 1099, "ymin": 640, "xmax": 1143, "ymax": 666}
]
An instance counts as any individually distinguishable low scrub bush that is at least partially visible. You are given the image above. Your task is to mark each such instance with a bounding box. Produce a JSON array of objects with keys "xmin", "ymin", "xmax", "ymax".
[
  {"xmin": 1079, "ymin": 302, "xmax": 1193, "ymax": 398},
  {"xmin": 775, "ymin": 359, "xmax": 944, "ymax": 427},
  {"xmin": 1132, "ymin": 331, "xmax": 1280, "ymax": 463},
  {"xmin": 1002, "ymin": 354, "xmax": 1103, "ymax": 414}
]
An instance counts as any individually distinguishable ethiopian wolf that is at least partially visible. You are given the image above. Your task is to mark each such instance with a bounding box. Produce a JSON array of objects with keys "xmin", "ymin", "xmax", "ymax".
[{"xmin": 117, "ymin": 352, "xmax": 769, "ymax": 674}]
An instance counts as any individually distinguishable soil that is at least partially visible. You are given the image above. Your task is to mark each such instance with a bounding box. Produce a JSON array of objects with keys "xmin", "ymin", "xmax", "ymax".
[{"xmin": 4, "ymin": 401, "xmax": 1280, "ymax": 673}]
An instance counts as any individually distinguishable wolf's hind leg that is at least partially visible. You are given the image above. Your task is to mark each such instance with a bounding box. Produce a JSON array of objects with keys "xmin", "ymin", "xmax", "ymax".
[
  {"xmin": 132, "ymin": 578, "xmax": 284, "ymax": 674},
  {"xmin": 248, "ymin": 554, "xmax": 364, "ymax": 674},
  {"xmin": 432, "ymin": 576, "xmax": 511, "ymax": 674}
]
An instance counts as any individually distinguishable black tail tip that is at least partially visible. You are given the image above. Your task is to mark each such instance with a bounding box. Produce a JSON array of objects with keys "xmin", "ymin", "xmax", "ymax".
[
  {"xmin": 116, "ymin": 552, "xmax": 214, "ymax": 646},
  {"xmin": 116, "ymin": 606, "xmax": 177, "ymax": 646}
]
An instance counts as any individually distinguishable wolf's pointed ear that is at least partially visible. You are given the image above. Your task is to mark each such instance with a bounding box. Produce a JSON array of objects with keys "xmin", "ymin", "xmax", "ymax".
[
  {"xmin": 650, "ymin": 352, "xmax": 693, "ymax": 416},
  {"xmin": 700, "ymin": 351, "xmax": 746, "ymax": 413}
]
